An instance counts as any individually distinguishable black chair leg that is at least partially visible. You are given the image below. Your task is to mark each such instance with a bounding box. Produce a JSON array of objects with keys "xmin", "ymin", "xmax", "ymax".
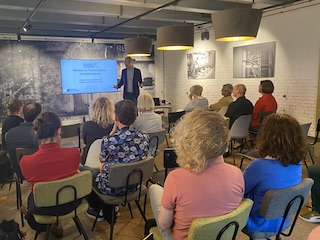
[
  {"xmin": 91, "ymin": 207, "xmax": 102, "ymax": 231},
  {"xmin": 240, "ymin": 157, "xmax": 245, "ymax": 170},
  {"xmin": 154, "ymin": 164, "xmax": 159, "ymax": 172},
  {"xmin": 128, "ymin": 202, "xmax": 133, "ymax": 219},
  {"xmin": 308, "ymin": 147, "xmax": 315, "ymax": 165},
  {"xmin": 231, "ymin": 141, "xmax": 236, "ymax": 165},
  {"xmin": 9, "ymin": 172, "xmax": 14, "ymax": 191},
  {"xmin": 109, "ymin": 207, "xmax": 115, "ymax": 240},
  {"xmin": 74, "ymin": 216, "xmax": 89, "ymax": 240},
  {"xmin": 34, "ymin": 232, "xmax": 38, "ymax": 240},
  {"xmin": 15, "ymin": 179, "xmax": 19, "ymax": 209},
  {"xmin": 135, "ymin": 200, "xmax": 147, "ymax": 222},
  {"xmin": 143, "ymin": 193, "xmax": 148, "ymax": 215},
  {"xmin": 44, "ymin": 224, "xmax": 51, "ymax": 240}
]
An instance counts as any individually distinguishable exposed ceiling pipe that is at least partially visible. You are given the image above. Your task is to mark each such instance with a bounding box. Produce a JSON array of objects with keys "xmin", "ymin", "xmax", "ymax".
[
  {"xmin": 17, "ymin": 0, "xmax": 46, "ymax": 34},
  {"xmin": 89, "ymin": 0, "xmax": 184, "ymax": 38}
]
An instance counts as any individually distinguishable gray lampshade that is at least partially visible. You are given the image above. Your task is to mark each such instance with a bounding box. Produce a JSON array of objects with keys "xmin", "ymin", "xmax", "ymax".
[
  {"xmin": 212, "ymin": 8, "xmax": 263, "ymax": 42},
  {"xmin": 157, "ymin": 25, "xmax": 194, "ymax": 50},
  {"xmin": 124, "ymin": 37, "xmax": 153, "ymax": 57}
]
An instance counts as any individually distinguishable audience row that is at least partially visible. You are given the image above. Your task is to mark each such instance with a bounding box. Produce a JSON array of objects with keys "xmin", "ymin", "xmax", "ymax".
[{"xmin": 1, "ymin": 90, "xmax": 319, "ymax": 239}]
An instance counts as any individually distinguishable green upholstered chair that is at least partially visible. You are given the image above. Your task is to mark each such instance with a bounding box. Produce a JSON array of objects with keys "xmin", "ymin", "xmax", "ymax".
[
  {"xmin": 33, "ymin": 170, "xmax": 92, "ymax": 240},
  {"xmin": 150, "ymin": 198, "xmax": 253, "ymax": 240}
]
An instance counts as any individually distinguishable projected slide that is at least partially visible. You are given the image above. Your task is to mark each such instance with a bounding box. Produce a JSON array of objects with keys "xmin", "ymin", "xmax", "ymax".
[{"xmin": 60, "ymin": 59, "xmax": 118, "ymax": 94}]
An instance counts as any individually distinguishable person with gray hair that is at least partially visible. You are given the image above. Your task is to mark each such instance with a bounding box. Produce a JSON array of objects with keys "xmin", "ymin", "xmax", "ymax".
[
  {"xmin": 184, "ymin": 85, "xmax": 209, "ymax": 112},
  {"xmin": 132, "ymin": 93, "xmax": 162, "ymax": 132},
  {"xmin": 209, "ymin": 84, "xmax": 234, "ymax": 111},
  {"xmin": 225, "ymin": 84, "xmax": 253, "ymax": 128}
]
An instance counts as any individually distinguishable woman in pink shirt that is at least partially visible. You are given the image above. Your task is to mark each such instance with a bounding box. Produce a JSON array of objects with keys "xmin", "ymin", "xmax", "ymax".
[
  {"xmin": 149, "ymin": 110, "xmax": 244, "ymax": 240},
  {"xmin": 249, "ymin": 80, "xmax": 277, "ymax": 132}
]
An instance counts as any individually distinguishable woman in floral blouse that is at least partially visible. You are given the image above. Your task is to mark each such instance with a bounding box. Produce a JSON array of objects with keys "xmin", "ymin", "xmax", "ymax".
[
  {"xmin": 96, "ymin": 100, "xmax": 149, "ymax": 195},
  {"xmin": 86, "ymin": 100, "xmax": 149, "ymax": 223}
]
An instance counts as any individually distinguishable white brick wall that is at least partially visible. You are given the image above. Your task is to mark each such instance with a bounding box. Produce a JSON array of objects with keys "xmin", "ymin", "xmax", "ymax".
[{"xmin": 155, "ymin": 2, "xmax": 320, "ymax": 136}]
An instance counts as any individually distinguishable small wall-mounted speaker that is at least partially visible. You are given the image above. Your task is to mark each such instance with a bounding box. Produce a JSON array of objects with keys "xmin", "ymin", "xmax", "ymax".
[{"xmin": 201, "ymin": 31, "xmax": 209, "ymax": 41}]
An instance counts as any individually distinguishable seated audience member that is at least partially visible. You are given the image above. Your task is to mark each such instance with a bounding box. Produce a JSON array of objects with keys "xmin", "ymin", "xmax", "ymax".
[
  {"xmin": 82, "ymin": 97, "xmax": 114, "ymax": 163},
  {"xmin": 6, "ymin": 102, "xmax": 42, "ymax": 158},
  {"xmin": 243, "ymin": 113, "xmax": 307, "ymax": 233},
  {"xmin": 209, "ymin": 84, "xmax": 233, "ymax": 111},
  {"xmin": 20, "ymin": 112, "xmax": 80, "ymax": 237},
  {"xmin": 2, "ymin": 99, "xmax": 24, "ymax": 150},
  {"xmin": 300, "ymin": 164, "xmax": 320, "ymax": 222},
  {"xmin": 225, "ymin": 84, "xmax": 253, "ymax": 128},
  {"xmin": 184, "ymin": 85, "xmax": 209, "ymax": 112},
  {"xmin": 149, "ymin": 110, "xmax": 244, "ymax": 240},
  {"xmin": 85, "ymin": 100, "xmax": 149, "ymax": 222},
  {"xmin": 132, "ymin": 93, "xmax": 162, "ymax": 132},
  {"xmin": 249, "ymin": 80, "xmax": 278, "ymax": 132}
]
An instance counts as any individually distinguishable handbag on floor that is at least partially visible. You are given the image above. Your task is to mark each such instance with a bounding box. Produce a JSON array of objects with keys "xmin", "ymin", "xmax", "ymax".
[{"xmin": 0, "ymin": 220, "xmax": 25, "ymax": 240}]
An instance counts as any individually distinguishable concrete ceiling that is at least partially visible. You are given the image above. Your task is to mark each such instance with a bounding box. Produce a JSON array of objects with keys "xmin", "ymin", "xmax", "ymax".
[{"xmin": 0, "ymin": 0, "xmax": 296, "ymax": 41}]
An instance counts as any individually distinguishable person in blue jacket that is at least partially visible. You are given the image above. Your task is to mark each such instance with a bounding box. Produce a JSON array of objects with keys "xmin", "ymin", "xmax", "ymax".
[
  {"xmin": 114, "ymin": 56, "xmax": 143, "ymax": 105},
  {"xmin": 243, "ymin": 113, "xmax": 307, "ymax": 233}
]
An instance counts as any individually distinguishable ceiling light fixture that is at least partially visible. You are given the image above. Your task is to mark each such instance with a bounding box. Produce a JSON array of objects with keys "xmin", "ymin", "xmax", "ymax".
[
  {"xmin": 157, "ymin": 25, "xmax": 194, "ymax": 50},
  {"xmin": 124, "ymin": 37, "xmax": 153, "ymax": 57},
  {"xmin": 211, "ymin": 8, "xmax": 263, "ymax": 42},
  {"xmin": 23, "ymin": 22, "xmax": 33, "ymax": 32}
]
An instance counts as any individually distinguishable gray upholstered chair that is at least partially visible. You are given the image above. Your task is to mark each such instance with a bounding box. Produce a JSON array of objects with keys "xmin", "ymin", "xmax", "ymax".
[
  {"xmin": 147, "ymin": 129, "xmax": 167, "ymax": 171},
  {"xmin": 91, "ymin": 156, "xmax": 154, "ymax": 240},
  {"xmin": 229, "ymin": 114, "xmax": 252, "ymax": 165},
  {"xmin": 243, "ymin": 178, "xmax": 314, "ymax": 240},
  {"xmin": 149, "ymin": 198, "xmax": 253, "ymax": 240},
  {"xmin": 239, "ymin": 122, "xmax": 312, "ymax": 169},
  {"xmin": 61, "ymin": 123, "xmax": 81, "ymax": 150},
  {"xmin": 33, "ymin": 170, "xmax": 92, "ymax": 240}
]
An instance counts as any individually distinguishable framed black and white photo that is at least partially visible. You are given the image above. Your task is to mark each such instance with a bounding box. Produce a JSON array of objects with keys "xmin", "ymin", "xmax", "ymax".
[
  {"xmin": 233, "ymin": 41, "xmax": 276, "ymax": 78},
  {"xmin": 187, "ymin": 50, "xmax": 215, "ymax": 79}
]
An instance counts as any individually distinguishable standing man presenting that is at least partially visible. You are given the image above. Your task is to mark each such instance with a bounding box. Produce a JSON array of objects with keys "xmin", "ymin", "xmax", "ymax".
[{"xmin": 114, "ymin": 56, "xmax": 143, "ymax": 105}]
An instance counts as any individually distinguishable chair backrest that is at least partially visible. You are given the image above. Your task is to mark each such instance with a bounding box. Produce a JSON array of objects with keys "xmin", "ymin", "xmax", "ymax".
[
  {"xmin": 84, "ymin": 139, "xmax": 102, "ymax": 168},
  {"xmin": 15, "ymin": 148, "xmax": 38, "ymax": 180},
  {"xmin": 153, "ymin": 98, "xmax": 161, "ymax": 106},
  {"xmin": 148, "ymin": 136, "xmax": 159, "ymax": 157},
  {"xmin": 108, "ymin": 156, "xmax": 154, "ymax": 189},
  {"xmin": 260, "ymin": 178, "xmax": 314, "ymax": 219},
  {"xmin": 188, "ymin": 199, "xmax": 253, "ymax": 240},
  {"xmin": 147, "ymin": 129, "xmax": 166, "ymax": 145},
  {"xmin": 218, "ymin": 106, "xmax": 228, "ymax": 117},
  {"xmin": 168, "ymin": 111, "xmax": 186, "ymax": 133},
  {"xmin": 33, "ymin": 170, "xmax": 92, "ymax": 208},
  {"xmin": 147, "ymin": 129, "xmax": 167, "ymax": 157},
  {"xmin": 229, "ymin": 114, "xmax": 252, "ymax": 139},
  {"xmin": 259, "ymin": 110, "xmax": 276, "ymax": 124},
  {"xmin": 61, "ymin": 123, "xmax": 81, "ymax": 148},
  {"xmin": 300, "ymin": 122, "xmax": 311, "ymax": 137},
  {"xmin": 163, "ymin": 148, "xmax": 179, "ymax": 179}
]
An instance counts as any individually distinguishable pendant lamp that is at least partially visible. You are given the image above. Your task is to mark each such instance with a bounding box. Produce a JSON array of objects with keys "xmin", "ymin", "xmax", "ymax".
[
  {"xmin": 157, "ymin": 25, "xmax": 194, "ymax": 50},
  {"xmin": 124, "ymin": 37, "xmax": 153, "ymax": 57},
  {"xmin": 212, "ymin": 8, "xmax": 263, "ymax": 42}
]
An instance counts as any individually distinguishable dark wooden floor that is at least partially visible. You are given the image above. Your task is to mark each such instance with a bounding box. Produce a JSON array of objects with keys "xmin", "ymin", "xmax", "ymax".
[{"xmin": 0, "ymin": 140, "xmax": 319, "ymax": 240}]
